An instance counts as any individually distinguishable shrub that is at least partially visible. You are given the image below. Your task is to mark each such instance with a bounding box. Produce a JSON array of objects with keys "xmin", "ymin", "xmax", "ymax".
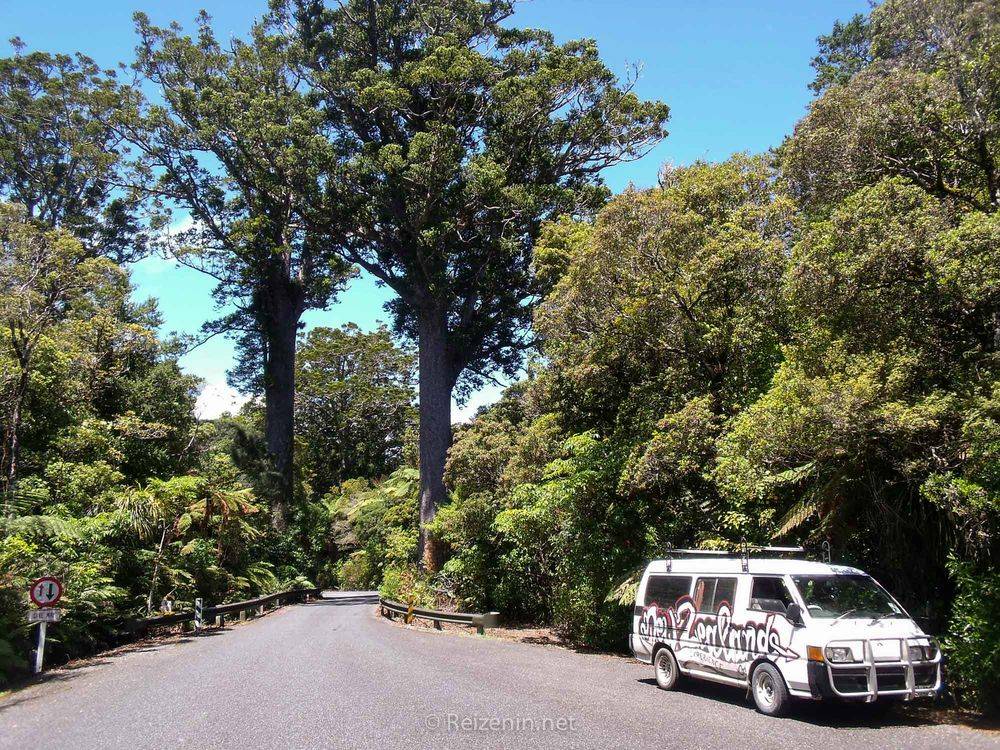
[
  {"xmin": 338, "ymin": 550, "xmax": 374, "ymax": 590},
  {"xmin": 942, "ymin": 558, "xmax": 1000, "ymax": 714},
  {"xmin": 379, "ymin": 565, "xmax": 435, "ymax": 607}
]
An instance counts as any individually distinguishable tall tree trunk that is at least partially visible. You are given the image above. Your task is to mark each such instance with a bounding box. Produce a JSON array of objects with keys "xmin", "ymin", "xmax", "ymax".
[
  {"xmin": 260, "ymin": 281, "xmax": 302, "ymax": 532},
  {"xmin": 417, "ymin": 307, "xmax": 454, "ymax": 571},
  {"xmin": 2, "ymin": 363, "xmax": 31, "ymax": 508}
]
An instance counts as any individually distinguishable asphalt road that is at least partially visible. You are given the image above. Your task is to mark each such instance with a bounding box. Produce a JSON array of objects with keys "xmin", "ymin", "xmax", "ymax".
[{"xmin": 1, "ymin": 592, "xmax": 995, "ymax": 750}]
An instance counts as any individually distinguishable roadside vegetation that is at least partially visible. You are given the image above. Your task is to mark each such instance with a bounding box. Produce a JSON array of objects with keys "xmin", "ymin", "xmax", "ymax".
[{"xmin": 1, "ymin": 0, "xmax": 996, "ymax": 715}]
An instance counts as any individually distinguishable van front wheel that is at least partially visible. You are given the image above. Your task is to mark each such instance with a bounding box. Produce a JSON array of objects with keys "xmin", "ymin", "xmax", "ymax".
[
  {"xmin": 751, "ymin": 663, "xmax": 790, "ymax": 717},
  {"xmin": 654, "ymin": 647, "xmax": 680, "ymax": 690}
]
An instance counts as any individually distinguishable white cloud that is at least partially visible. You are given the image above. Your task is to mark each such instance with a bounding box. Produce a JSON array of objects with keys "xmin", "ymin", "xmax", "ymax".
[{"xmin": 196, "ymin": 381, "xmax": 249, "ymax": 420}]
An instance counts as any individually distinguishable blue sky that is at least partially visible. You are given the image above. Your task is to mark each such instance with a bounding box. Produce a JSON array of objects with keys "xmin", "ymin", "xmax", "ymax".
[{"xmin": 1, "ymin": 0, "xmax": 868, "ymax": 419}]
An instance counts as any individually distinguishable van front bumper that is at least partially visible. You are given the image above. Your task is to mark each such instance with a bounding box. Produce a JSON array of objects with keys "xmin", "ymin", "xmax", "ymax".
[{"xmin": 808, "ymin": 639, "xmax": 942, "ymax": 702}]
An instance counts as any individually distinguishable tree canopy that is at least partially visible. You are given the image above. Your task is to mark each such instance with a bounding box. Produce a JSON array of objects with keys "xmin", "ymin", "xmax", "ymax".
[
  {"xmin": 273, "ymin": 0, "xmax": 669, "ymax": 564},
  {"xmin": 296, "ymin": 324, "xmax": 415, "ymax": 496},
  {"xmin": 784, "ymin": 0, "xmax": 1000, "ymax": 213},
  {"xmin": 0, "ymin": 44, "xmax": 144, "ymax": 262}
]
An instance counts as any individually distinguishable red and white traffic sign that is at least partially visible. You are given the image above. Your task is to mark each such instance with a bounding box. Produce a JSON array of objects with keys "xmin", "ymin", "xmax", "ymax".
[{"xmin": 29, "ymin": 577, "xmax": 62, "ymax": 607}]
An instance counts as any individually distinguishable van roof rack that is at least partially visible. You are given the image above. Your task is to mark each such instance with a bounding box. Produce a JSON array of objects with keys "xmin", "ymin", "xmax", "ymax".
[
  {"xmin": 664, "ymin": 546, "xmax": 805, "ymax": 557},
  {"xmin": 663, "ymin": 545, "xmax": 807, "ymax": 572}
]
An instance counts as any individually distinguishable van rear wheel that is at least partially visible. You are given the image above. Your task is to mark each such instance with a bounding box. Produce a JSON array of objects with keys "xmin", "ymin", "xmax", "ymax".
[
  {"xmin": 751, "ymin": 663, "xmax": 790, "ymax": 717},
  {"xmin": 654, "ymin": 647, "xmax": 680, "ymax": 690}
]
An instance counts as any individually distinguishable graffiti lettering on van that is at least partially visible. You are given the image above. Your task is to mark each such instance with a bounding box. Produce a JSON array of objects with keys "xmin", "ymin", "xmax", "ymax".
[{"xmin": 637, "ymin": 596, "xmax": 799, "ymax": 664}]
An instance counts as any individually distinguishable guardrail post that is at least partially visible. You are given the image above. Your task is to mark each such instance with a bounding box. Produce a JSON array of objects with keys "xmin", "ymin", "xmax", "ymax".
[
  {"xmin": 434, "ymin": 619, "xmax": 441, "ymax": 630},
  {"xmin": 258, "ymin": 604, "xmax": 264, "ymax": 616},
  {"xmin": 239, "ymin": 609, "xmax": 247, "ymax": 622},
  {"xmin": 472, "ymin": 611, "xmax": 500, "ymax": 635},
  {"xmin": 216, "ymin": 613, "xmax": 225, "ymax": 627}
]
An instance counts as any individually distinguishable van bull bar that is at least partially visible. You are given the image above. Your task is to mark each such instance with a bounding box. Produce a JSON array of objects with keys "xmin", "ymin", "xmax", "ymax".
[{"xmin": 809, "ymin": 637, "xmax": 941, "ymax": 701}]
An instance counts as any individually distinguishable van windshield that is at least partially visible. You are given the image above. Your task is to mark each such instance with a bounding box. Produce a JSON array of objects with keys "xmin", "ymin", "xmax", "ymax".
[{"xmin": 791, "ymin": 574, "xmax": 907, "ymax": 619}]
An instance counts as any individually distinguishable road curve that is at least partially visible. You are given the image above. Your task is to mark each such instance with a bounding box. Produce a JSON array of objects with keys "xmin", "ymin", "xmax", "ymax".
[{"xmin": 0, "ymin": 592, "xmax": 994, "ymax": 750}]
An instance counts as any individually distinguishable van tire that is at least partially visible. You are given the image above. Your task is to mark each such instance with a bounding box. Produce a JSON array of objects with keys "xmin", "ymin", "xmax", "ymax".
[
  {"xmin": 654, "ymin": 647, "xmax": 681, "ymax": 690},
  {"xmin": 751, "ymin": 662, "xmax": 790, "ymax": 716}
]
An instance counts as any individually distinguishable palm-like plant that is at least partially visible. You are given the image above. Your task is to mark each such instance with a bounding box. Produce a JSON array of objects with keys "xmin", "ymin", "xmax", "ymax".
[{"xmin": 116, "ymin": 476, "xmax": 263, "ymax": 614}]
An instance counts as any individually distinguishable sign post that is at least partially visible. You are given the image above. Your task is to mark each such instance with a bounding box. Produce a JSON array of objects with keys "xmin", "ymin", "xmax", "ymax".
[
  {"xmin": 34, "ymin": 620, "xmax": 47, "ymax": 674},
  {"xmin": 28, "ymin": 576, "xmax": 63, "ymax": 674}
]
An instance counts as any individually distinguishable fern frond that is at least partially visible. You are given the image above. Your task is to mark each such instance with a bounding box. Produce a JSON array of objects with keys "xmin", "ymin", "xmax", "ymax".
[
  {"xmin": 773, "ymin": 498, "xmax": 818, "ymax": 539},
  {"xmin": 1, "ymin": 514, "xmax": 81, "ymax": 538},
  {"xmin": 606, "ymin": 567, "xmax": 644, "ymax": 606}
]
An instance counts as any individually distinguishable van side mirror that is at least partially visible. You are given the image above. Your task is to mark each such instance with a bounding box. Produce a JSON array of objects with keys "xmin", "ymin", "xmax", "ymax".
[{"xmin": 785, "ymin": 603, "xmax": 804, "ymax": 626}]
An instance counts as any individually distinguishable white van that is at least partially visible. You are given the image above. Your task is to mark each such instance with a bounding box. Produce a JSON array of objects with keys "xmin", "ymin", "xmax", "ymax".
[{"xmin": 631, "ymin": 549, "xmax": 942, "ymax": 716}]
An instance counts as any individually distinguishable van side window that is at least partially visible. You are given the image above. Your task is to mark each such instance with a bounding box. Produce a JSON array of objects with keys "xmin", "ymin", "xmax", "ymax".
[
  {"xmin": 750, "ymin": 577, "xmax": 794, "ymax": 614},
  {"xmin": 693, "ymin": 577, "xmax": 738, "ymax": 614},
  {"xmin": 644, "ymin": 576, "xmax": 691, "ymax": 607}
]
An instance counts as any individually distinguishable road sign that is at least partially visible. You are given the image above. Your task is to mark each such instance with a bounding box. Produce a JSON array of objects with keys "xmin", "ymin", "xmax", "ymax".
[
  {"xmin": 29, "ymin": 577, "xmax": 62, "ymax": 607},
  {"xmin": 27, "ymin": 608, "xmax": 61, "ymax": 623}
]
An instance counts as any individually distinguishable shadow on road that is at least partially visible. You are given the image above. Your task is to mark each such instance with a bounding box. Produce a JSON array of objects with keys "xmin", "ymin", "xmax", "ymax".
[
  {"xmin": 315, "ymin": 591, "xmax": 379, "ymax": 607},
  {"xmin": 635, "ymin": 676, "xmax": 944, "ymax": 730},
  {"xmin": 0, "ymin": 629, "xmax": 229, "ymax": 715}
]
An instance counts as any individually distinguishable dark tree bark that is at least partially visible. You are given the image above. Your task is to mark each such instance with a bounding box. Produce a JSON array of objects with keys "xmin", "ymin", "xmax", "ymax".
[
  {"xmin": 417, "ymin": 306, "xmax": 455, "ymax": 569},
  {"xmin": 258, "ymin": 271, "xmax": 305, "ymax": 532}
]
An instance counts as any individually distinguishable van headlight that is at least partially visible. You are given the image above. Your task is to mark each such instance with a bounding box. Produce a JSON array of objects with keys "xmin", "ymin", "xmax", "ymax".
[
  {"xmin": 825, "ymin": 645, "xmax": 859, "ymax": 663},
  {"xmin": 908, "ymin": 640, "xmax": 938, "ymax": 661}
]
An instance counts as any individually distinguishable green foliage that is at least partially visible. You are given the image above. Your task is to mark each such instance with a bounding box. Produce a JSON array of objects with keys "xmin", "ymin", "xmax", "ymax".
[
  {"xmin": 0, "ymin": 43, "xmax": 144, "ymax": 262},
  {"xmin": 809, "ymin": 14, "xmax": 872, "ymax": 94},
  {"xmin": 942, "ymin": 559, "xmax": 1000, "ymax": 714},
  {"xmin": 270, "ymin": 0, "xmax": 670, "ymax": 553},
  {"xmin": 275, "ymin": 0, "xmax": 670, "ymax": 390},
  {"xmin": 429, "ymin": 134, "xmax": 998, "ymax": 697},
  {"xmin": 322, "ymin": 468, "xmax": 420, "ymax": 590},
  {"xmin": 534, "ymin": 154, "xmax": 791, "ymax": 436},
  {"xmin": 0, "ymin": 203, "xmax": 323, "ymax": 684},
  {"xmin": 122, "ymin": 11, "xmax": 355, "ymax": 519},
  {"xmin": 296, "ymin": 325, "xmax": 415, "ymax": 496},
  {"xmin": 1, "ymin": 1, "xmax": 997, "ymax": 719},
  {"xmin": 784, "ymin": 0, "xmax": 1000, "ymax": 213},
  {"xmin": 379, "ymin": 566, "xmax": 436, "ymax": 609}
]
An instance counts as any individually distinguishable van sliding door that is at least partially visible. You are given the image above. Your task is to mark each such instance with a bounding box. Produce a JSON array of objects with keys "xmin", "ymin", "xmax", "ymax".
[{"xmin": 683, "ymin": 576, "xmax": 742, "ymax": 679}]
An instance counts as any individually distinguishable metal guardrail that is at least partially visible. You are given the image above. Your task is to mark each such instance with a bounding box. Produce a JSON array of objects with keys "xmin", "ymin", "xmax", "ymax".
[
  {"xmin": 130, "ymin": 588, "xmax": 320, "ymax": 634},
  {"xmin": 379, "ymin": 597, "xmax": 499, "ymax": 635}
]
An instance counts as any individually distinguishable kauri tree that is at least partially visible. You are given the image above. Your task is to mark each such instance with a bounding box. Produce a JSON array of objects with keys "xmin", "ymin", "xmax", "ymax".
[
  {"xmin": 274, "ymin": 0, "xmax": 669, "ymax": 565},
  {"xmin": 118, "ymin": 13, "xmax": 352, "ymax": 527}
]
